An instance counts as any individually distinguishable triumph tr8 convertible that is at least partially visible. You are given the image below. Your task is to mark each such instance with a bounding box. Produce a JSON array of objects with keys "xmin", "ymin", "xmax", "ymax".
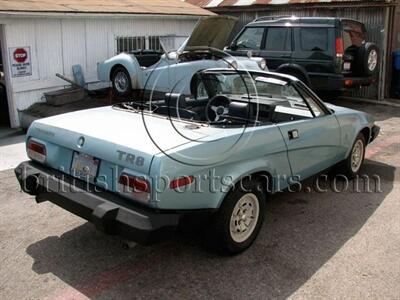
[{"xmin": 15, "ymin": 69, "xmax": 379, "ymax": 254}]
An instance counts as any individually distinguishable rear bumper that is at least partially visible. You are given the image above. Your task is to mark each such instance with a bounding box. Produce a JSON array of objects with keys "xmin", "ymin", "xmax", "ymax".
[
  {"xmin": 341, "ymin": 76, "xmax": 375, "ymax": 89},
  {"xmin": 14, "ymin": 161, "xmax": 181, "ymax": 245},
  {"xmin": 310, "ymin": 74, "xmax": 374, "ymax": 91}
]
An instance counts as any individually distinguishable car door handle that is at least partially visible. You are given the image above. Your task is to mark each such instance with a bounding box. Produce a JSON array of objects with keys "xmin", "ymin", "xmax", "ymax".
[
  {"xmin": 288, "ymin": 129, "xmax": 299, "ymax": 140},
  {"xmin": 280, "ymin": 54, "xmax": 291, "ymax": 58}
]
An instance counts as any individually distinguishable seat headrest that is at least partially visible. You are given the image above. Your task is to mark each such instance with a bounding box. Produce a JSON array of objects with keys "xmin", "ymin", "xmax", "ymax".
[
  {"xmin": 165, "ymin": 93, "xmax": 186, "ymax": 108},
  {"xmin": 229, "ymin": 102, "xmax": 249, "ymax": 119},
  {"xmin": 154, "ymin": 106, "xmax": 198, "ymax": 120}
]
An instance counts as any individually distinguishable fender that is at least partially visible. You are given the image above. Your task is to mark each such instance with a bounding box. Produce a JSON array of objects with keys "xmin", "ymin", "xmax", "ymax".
[
  {"xmin": 150, "ymin": 155, "xmax": 291, "ymax": 210},
  {"xmin": 327, "ymin": 104, "xmax": 374, "ymax": 159},
  {"xmin": 276, "ymin": 63, "xmax": 311, "ymax": 86},
  {"xmin": 97, "ymin": 53, "xmax": 142, "ymax": 89},
  {"xmin": 213, "ymin": 162, "xmax": 291, "ymax": 209},
  {"xmin": 341, "ymin": 117, "xmax": 372, "ymax": 159}
]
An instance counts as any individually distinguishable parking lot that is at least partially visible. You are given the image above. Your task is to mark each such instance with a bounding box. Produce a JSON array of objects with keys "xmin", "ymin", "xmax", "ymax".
[{"xmin": 0, "ymin": 99, "xmax": 398, "ymax": 299}]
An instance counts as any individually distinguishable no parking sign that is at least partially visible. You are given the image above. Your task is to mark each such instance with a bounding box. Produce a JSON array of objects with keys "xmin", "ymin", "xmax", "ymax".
[{"xmin": 9, "ymin": 46, "xmax": 32, "ymax": 77}]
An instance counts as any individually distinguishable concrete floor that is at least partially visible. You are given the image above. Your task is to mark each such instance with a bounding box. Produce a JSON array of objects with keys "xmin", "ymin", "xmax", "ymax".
[
  {"xmin": 0, "ymin": 128, "xmax": 27, "ymax": 171},
  {"xmin": 0, "ymin": 99, "xmax": 399, "ymax": 299}
]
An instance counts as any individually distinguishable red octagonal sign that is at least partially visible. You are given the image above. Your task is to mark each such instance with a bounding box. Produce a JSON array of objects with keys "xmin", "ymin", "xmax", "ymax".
[{"xmin": 13, "ymin": 48, "xmax": 28, "ymax": 63}]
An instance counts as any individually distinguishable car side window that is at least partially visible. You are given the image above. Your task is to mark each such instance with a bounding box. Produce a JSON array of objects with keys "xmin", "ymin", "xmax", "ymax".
[
  {"xmin": 235, "ymin": 27, "xmax": 265, "ymax": 50},
  {"xmin": 302, "ymin": 93, "xmax": 326, "ymax": 117},
  {"xmin": 342, "ymin": 22, "xmax": 365, "ymax": 50},
  {"xmin": 300, "ymin": 28, "xmax": 328, "ymax": 52},
  {"xmin": 264, "ymin": 28, "xmax": 291, "ymax": 51},
  {"xmin": 274, "ymin": 85, "xmax": 314, "ymax": 119},
  {"xmin": 343, "ymin": 30, "xmax": 365, "ymax": 50}
]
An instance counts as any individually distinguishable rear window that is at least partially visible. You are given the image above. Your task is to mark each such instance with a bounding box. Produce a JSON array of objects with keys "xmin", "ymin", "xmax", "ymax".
[
  {"xmin": 264, "ymin": 28, "xmax": 291, "ymax": 51},
  {"xmin": 300, "ymin": 28, "xmax": 328, "ymax": 51},
  {"xmin": 342, "ymin": 22, "xmax": 366, "ymax": 49},
  {"xmin": 235, "ymin": 27, "xmax": 264, "ymax": 50}
]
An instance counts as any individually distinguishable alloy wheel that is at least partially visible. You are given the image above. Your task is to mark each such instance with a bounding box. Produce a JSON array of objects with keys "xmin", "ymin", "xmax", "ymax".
[{"xmin": 229, "ymin": 193, "xmax": 260, "ymax": 243}]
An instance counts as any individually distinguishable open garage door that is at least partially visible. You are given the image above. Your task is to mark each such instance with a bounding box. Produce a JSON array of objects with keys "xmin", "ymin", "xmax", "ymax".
[
  {"xmin": 0, "ymin": 78, "xmax": 10, "ymax": 127},
  {"xmin": 0, "ymin": 25, "xmax": 10, "ymax": 127}
]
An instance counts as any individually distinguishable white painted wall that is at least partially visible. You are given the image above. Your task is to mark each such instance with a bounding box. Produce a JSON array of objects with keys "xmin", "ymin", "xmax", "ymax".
[{"xmin": 0, "ymin": 15, "xmax": 198, "ymax": 127}]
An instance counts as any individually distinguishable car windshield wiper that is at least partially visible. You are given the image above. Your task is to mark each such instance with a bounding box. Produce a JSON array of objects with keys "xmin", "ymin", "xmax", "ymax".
[
  {"xmin": 237, "ymin": 44, "xmax": 252, "ymax": 49},
  {"xmin": 292, "ymin": 102, "xmax": 309, "ymax": 109},
  {"xmin": 114, "ymin": 101, "xmax": 156, "ymax": 112},
  {"xmin": 241, "ymin": 94, "xmax": 257, "ymax": 99},
  {"xmin": 241, "ymin": 94, "xmax": 280, "ymax": 100},
  {"xmin": 256, "ymin": 94, "xmax": 274, "ymax": 98}
]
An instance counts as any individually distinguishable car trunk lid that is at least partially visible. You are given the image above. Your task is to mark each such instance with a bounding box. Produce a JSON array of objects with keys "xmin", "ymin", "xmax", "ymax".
[{"xmin": 29, "ymin": 106, "xmax": 211, "ymax": 175}]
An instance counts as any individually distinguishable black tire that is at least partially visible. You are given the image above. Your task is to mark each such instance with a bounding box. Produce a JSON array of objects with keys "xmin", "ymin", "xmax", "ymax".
[
  {"xmin": 111, "ymin": 67, "xmax": 132, "ymax": 97},
  {"xmin": 340, "ymin": 133, "xmax": 366, "ymax": 179},
  {"xmin": 207, "ymin": 179, "xmax": 266, "ymax": 255},
  {"xmin": 354, "ymin": 42, "xmax": 379, "ymax": 76}
]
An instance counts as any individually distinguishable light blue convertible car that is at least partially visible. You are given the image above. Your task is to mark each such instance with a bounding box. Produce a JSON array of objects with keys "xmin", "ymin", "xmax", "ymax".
[{"xmin": 15, "ymin": 68, "xmax": 379, "ymax": 254}]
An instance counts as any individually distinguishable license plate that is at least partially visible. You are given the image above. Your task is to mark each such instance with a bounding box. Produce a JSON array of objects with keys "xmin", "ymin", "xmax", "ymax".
[
  {"xmin": 344, "ymin": 62, "xmax": 351, "ymax": 71},
  {"xmin": 71, "ymin": 152, "xmax": 100, "ymax": 181}
]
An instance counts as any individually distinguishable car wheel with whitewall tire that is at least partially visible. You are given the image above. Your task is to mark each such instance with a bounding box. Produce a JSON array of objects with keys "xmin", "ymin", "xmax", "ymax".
[
  {"xmin": 111, "ymin": 67, "xmax": 132, "ymax": 97},
  {"xmin": 208, "ymin": 180, "xmax": 266, "ymax": 255},
  {"xmin": 341, "ymin": 133, "xmax": 366, "ymax": 179}
]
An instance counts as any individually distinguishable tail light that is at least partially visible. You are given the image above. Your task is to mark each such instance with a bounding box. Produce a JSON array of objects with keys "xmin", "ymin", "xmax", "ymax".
[
  {"xmin": 118, "ymin": 173, "xmax": 150, "ymax": 202},
  {"xmin": 27, "ymin": 139, "xmax": 46, "ymax": 163},
  {"xmin": 336, "ymin": 37, "xmax": 344, "ymax": 58},
  {"xmin": 170, "ymin": 176, "xmax": 194, "ymax": 190},
  {"xmin": 344, "ymin": 79, "xmax": 353, "ymax": 87}
]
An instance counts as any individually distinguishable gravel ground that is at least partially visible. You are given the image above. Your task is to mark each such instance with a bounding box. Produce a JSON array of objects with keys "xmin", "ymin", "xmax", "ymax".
[{"xmin": 0, "ymin": 99, "xmax": 399, "ymax": 300}]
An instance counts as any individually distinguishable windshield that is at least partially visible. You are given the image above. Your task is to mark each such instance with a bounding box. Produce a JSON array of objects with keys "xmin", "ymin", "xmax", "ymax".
[
  {"xmin": 159, "ymin": 36, "xmax": 188, "ymax": 54},
  {"xmin": 201, "ymin": 72, "xmax": 302, "ymax": 100},
  {"xmin": 113, "ymin": 72, "xmax": 323, "ymax": 127}
]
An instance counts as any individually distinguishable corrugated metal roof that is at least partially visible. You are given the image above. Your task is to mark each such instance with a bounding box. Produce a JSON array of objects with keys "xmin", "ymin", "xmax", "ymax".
[
  {"xmin": 0, "ymin": 0, "xmax": 214, "ymax": 16},
  {"xmin": 185, "ymin": 0, "xmax": 388, "ymax": 8}
]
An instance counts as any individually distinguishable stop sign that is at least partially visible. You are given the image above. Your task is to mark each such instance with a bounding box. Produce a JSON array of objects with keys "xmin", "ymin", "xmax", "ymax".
[{"xmin": 13, "ymin": 48, "xmax": 28, "ymax": 63}]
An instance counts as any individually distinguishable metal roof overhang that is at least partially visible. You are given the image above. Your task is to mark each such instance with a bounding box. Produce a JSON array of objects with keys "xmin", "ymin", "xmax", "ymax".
[
  {"xmin": 185, "ymin": 0, "xmax": 396, "ymax": 10},
  {"xmin": 0, "ymin": 0, "xmax": 215, "ymax": 17}
]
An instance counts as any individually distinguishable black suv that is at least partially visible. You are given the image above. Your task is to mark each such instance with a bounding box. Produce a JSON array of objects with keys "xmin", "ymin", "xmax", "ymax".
[{"xmin": 227, "ymin": 17, "xmax": 379, "ymax": 93}]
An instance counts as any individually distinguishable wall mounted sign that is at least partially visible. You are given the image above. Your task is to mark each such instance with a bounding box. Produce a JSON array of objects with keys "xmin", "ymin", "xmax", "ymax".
[{"xmin": 9, "ymin": 47, "xmax": 32, "ymax": 77}]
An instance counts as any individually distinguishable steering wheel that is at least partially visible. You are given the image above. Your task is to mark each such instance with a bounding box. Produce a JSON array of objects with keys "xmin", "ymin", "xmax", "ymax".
[{"xmin": 206, "ymin": 95, "xmax": 231, "ymax": 122}]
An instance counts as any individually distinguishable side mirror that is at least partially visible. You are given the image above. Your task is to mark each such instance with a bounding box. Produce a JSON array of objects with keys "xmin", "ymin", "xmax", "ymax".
[
  {"xmin": 166, "ymin": 52, "xmax": 178, "ymax": 60},
  {"xmin": 229, "ymin": 43, "xmax": 238, "ymax": 51}
]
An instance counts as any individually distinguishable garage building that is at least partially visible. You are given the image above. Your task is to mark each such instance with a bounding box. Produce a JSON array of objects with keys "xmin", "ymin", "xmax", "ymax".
[{"xmin": 0, "ymin": 0, "xmax": 212, "ymax": 128}]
